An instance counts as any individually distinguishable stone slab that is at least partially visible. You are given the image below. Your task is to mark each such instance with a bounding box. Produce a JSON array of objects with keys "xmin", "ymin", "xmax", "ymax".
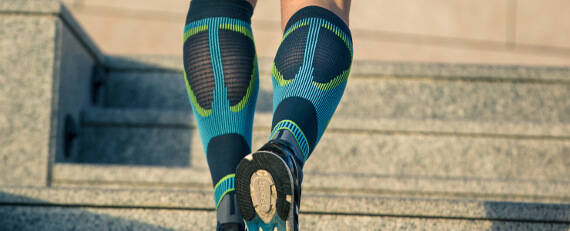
[
  {"xmin": 0, "ymin": 206, "xmax": 212, "ymax": 231},
  {"xmin": 78, "ymin": 126, "xmax": 192, "ymax": 167},
  {"xmin": 0, "ymin": 1, "xmax": 103, "ymax": 185},
  {"xmin": 62, "ymin": 0, "xmax": 187, "ymax": 15},
  {"xmin": 103, "ymin": 55, "xmax": 570, "ymax": 81},
  {"xmin": 103, "ymin": 72, "xmax": 192, "ymax": 111},
  {"xmin": 0, "ymin": 15, "xmax": 57, "ymax": 186},
  {"xmin": 0, "ymin": 1, "xmax": 104, "ymax": 63},
  {"xmin": 99, "ymin": 69, "xmax": 570, "ymax": 125},
  {"xmin": 102, "ymin": 71, "xmax": 273, "ymax": 113},
  {"xmin": 516, "ymin": 0, "xmax": 570, "ymax": 49},
  {"xmin": 53, "ymin": 16, "xmax": 96, "ymax": 163},
  {"xmin": 338, "ymin": 78, "xmax": 569, "ymax": 124},
  {"xmin": 1, "ymin": 186, "xmax": 569, "ymax": 223},
  {"xmin": 348, "ymin": 61, "xmax": 570, "ymax": 82},
  {"xmin": 352, "ymin": 38, "xmax": 570, "ymax": 66},
  {"xmin": 299, "ymin": 134, "xmax": 570, "ymax": 182},
  {"xmin": 350, "ymin": 0, "xmax": 509, "ymax": 42},
  {"xmin": 78, "ymin": 109, "xmax": 570, "ymax": 182},
  {"xmin": 104, "ymin": 55, "xmax": 185, "ymax": 71},
  {"xmin": 52, "ymin": 156, "xmax": 570, "ymax": 204},
  {"xmin": 1, "ymin": 204, "xmax": 568, "ymax": 230},
  {"xmin": 61, "ymin": 10, "xmax": 184, "ymax": 56},
  {"xmin": 81, "ymin": 108, "xmax": 570, "ymax": 138},
  {"xmin": 58, "ymin": 4, "xmax": 104, "ymax": 63},
  {"xmin": 60, "ymin": 3, "xmax": 280, "ymax": 58},
  {"xmin": 63, "ymin": 0, "xmax": 518, "ymax": 44},
  {"xmin": 77, "ymin": 107, "xmax": 570, "ymax": 194},
  {"xmin": 61, "ymin": 1, "xmax": 570, "ymax": 65},
  {"xmin": 0, "ymin": 0, "xmax": 61, "ymax": 14}
]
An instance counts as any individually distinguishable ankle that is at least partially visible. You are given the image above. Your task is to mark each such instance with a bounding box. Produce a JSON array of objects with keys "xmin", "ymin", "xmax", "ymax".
[
  {"xmin": 267, "ymin": 130, "xmax": 305, "ymax": 169},
  {"xmin": 216, "ymin": 191, "xmax": 244, "ymax": 226}
]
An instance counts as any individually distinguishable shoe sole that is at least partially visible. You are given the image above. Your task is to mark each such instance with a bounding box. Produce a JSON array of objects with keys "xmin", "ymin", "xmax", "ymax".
[{"xmin": 235, "ymin": 151, "xmax": 295, "ymax": 231}]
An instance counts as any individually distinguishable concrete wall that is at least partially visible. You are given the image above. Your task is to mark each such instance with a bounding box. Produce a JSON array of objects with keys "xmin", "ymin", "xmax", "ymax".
[{"xmin": 61, "ymin": 0, "xmax": 570, "ymax": 65}]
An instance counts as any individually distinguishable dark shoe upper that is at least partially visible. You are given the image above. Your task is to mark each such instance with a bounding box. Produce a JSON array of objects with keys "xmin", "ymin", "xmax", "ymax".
[{"xmin": 259, "ymin": 129, "xmax": 304, "ymax": 221}]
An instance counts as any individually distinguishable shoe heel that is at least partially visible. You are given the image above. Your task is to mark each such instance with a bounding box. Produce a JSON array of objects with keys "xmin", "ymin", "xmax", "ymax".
[{"xmin": 249, "ymin": 169, "xmax": 278, "ymax": 224}]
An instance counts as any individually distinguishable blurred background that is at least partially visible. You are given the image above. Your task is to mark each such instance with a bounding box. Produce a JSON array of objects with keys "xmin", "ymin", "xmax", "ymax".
[{"xmin": 61, "ymin": 0, "xmax": 570, "ymax": 65}]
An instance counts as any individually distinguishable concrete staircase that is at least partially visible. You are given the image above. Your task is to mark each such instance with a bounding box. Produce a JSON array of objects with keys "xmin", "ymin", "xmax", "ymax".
[{"xmin": 1, "ymin": 1, "xmax": 569, "ymax": 230}]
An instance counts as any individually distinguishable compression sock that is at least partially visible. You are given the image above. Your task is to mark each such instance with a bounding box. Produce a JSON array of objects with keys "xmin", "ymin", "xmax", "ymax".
[
  {"xmin": 182, "ymin": 0, "xmax": 257, "ymax": 226},
  {"xmin": 270, "ymin": 6, "xmax": 353, "ymax": 166}
]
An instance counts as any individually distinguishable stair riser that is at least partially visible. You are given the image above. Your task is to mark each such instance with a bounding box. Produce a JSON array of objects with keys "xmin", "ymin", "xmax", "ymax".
[
  {"xmin": 102, "ymin": 72, "xmax": 570, "ymax": 124},
  {"xmin": 4, "ymin": 206, "xmax": 568, "ymax": 231},
  {"xmin": 3, "ymin": 186, "xmax": 568, "ymax": 222},
  {"xmin": 77, "ymin": 125, "xmax": 570, "ymax": 182},
  {"xmin": 3, "ymin": 205, "xmax": 570, "ymax": 231},
  {"xmin": 78, "ymin": 126, "xmax": 191, "ymax": 166}
]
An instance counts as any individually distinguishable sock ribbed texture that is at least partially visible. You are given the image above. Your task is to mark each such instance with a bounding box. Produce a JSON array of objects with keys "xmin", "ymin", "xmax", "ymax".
[
  {"xmin": 182, "ymin": 0, "xmax": 258, "ymax": 213},
  {"xmin": 270, "ymin": 6, "xmax": 353, "ymax": 163}
]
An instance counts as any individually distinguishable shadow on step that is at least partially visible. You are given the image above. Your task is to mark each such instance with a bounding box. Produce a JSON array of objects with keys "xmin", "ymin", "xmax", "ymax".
[
  {"xmin": 101, "ymin": 55, "xmax": 273, "ymax": 113},
  {"xmin": 484, "ymin": 201, "xmax": 569, "ymax": 230},
  {"xmin": 77, "ymin": 121, "xmax": 194, "ymax": 167},
  {"xmin": 0, "ymin": 192, "xmax": 177, "ymax": 231},
  {"xmin": 59, "ymin": 55, "xmax": 273, "ymax": 168}
]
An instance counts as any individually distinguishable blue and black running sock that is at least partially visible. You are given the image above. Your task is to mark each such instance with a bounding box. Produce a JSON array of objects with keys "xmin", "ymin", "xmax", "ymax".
[
  {"xmin": 270, "ymin": 6, "xmax": 353, "ymax": 166},
  {"xmin": 182, "ymin": 0, "xmax": 257, "ymax": 227}
]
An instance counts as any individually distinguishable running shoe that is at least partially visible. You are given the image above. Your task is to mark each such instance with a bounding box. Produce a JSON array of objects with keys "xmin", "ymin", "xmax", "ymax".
[{"xmin": 235, "ymin": 130, "xmax": 304, "ymax": 231}]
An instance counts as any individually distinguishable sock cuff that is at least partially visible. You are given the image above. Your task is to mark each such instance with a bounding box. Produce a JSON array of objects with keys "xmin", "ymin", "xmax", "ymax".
[
  {"xmin": 284, "ymin": 5, "xmax": 351, "ymax": 37},
  {"xmin": 214, "ymin": 174, "xmax": 236, "ymax": 208},
  {"xmin": 270, "ymin": 120, "xmax": 310, "ymax": 161},
  {"xmin": 187, "ymin": 0, "xmax": 253, "ymax": 23}
]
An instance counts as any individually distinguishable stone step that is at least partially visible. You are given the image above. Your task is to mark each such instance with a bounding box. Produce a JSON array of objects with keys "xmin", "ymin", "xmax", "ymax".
[
  {"xmin": 52, "ymin": 163, "xmax": 570, "ymax": 204},
  {"xmin": 68, "ymin": 108, "xmax": 570, "ymax": 202},
  {"xmin": 82, "ymin": 56, "xmax": 570, "ymax": 203},
  {"xmin": 1, "ymin": 186, "xmax": 568, "ymax": 230},
  {"xmin": 100, "ymin": 56, "xmax": 570, "ymax": 127},
  {"xmin": 1, "ymin": 0, "xmax": 105, "ymax": 186},
  {"xmin": 77, "ymin": 108, "xmax": 570, "ymax": 177},
  {"xmin": 63, "ymin": 105, "xmax": 570, "ymax": 202},
  {"xmin": 5, "ymin": 206, "xmax": 568, "ymax": 231}
]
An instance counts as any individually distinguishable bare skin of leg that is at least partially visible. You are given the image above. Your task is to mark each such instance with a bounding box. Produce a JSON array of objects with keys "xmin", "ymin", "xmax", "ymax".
[
  {"xmin": 281, "ymin": 0, "xmax": 351, "ymax": 31},
  {"xmin": 247, "ymin": 0, "xmax": 257, "ymax": 8}
]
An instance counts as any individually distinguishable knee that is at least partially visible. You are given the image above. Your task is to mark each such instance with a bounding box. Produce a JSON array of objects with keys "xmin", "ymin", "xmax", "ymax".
[{"xmin": 281, "ymin": 0, "xmax": 351, "ymax": 28}]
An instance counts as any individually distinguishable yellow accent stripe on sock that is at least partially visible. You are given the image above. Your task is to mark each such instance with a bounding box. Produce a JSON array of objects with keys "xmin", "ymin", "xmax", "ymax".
[
  {"xmin": 183, "ymin": 70, "xmax": 212, "ymax": 117},
  {"xmin": 214, "ymin": 173, "xmax": 235, "ymax": 189},
  {"xmin": 272, "ymin": 63, "xmax": 294, "ymax": 86},
  {"xmin": 282, "ymin": 21, "xmax": 309, "ymax": 41},
  {"xmin": 230, "ymin": 56, "xmax": 257, "ymax": 112},
  {"xmin": 219, "ymin": 24, "xmax": 253, "ymax": 40},
  {"xmin": 271, "ymin": 120, "xmax": 310, "ymax": 160},
  {"xmin": 214, "ymin": 174, "xmax": 236, "ymax": 209},
  {"xmin": 312, "ymin": 69, "xmax": 350, "ymax": 91},
  {"xmin": 183, "ymin": 25, "xmax": 208, "ymax": 43},
  {"xmin": 215, "ymin": 188, "xmax": 235, "ymax": 210},
  {"xmin": 321, "ymin": 23, "xmax": 353, "ymax": 55}
]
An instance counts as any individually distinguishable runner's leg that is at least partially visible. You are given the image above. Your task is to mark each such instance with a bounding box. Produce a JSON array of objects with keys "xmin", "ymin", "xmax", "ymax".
[
  {"xmin": 182, "ymin": 0, "xmax": 258, "ymax": 229},
  {"xmin": 235, "ymin": 1, "xmax": 353, "ymax": 230},
  {"xmin": 271, "ymin": 0, "xmax": 353, "ymax": 163}
]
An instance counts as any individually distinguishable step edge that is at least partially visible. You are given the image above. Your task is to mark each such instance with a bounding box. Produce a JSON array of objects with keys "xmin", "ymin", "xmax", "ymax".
[
  {"xmin": 1, "ymin": 185, "xmax": 568, "ymax": 223},
  {"xmin": 52, "ymin": 163, "xmax": 570, "ymax": 203},
  {"xmin": 80, "ymin": 107, "xmax": 570, "ymax": 139},
  {"xmin": 103, "ymin": 55, "xmax": 570, "ymax": 83}
]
